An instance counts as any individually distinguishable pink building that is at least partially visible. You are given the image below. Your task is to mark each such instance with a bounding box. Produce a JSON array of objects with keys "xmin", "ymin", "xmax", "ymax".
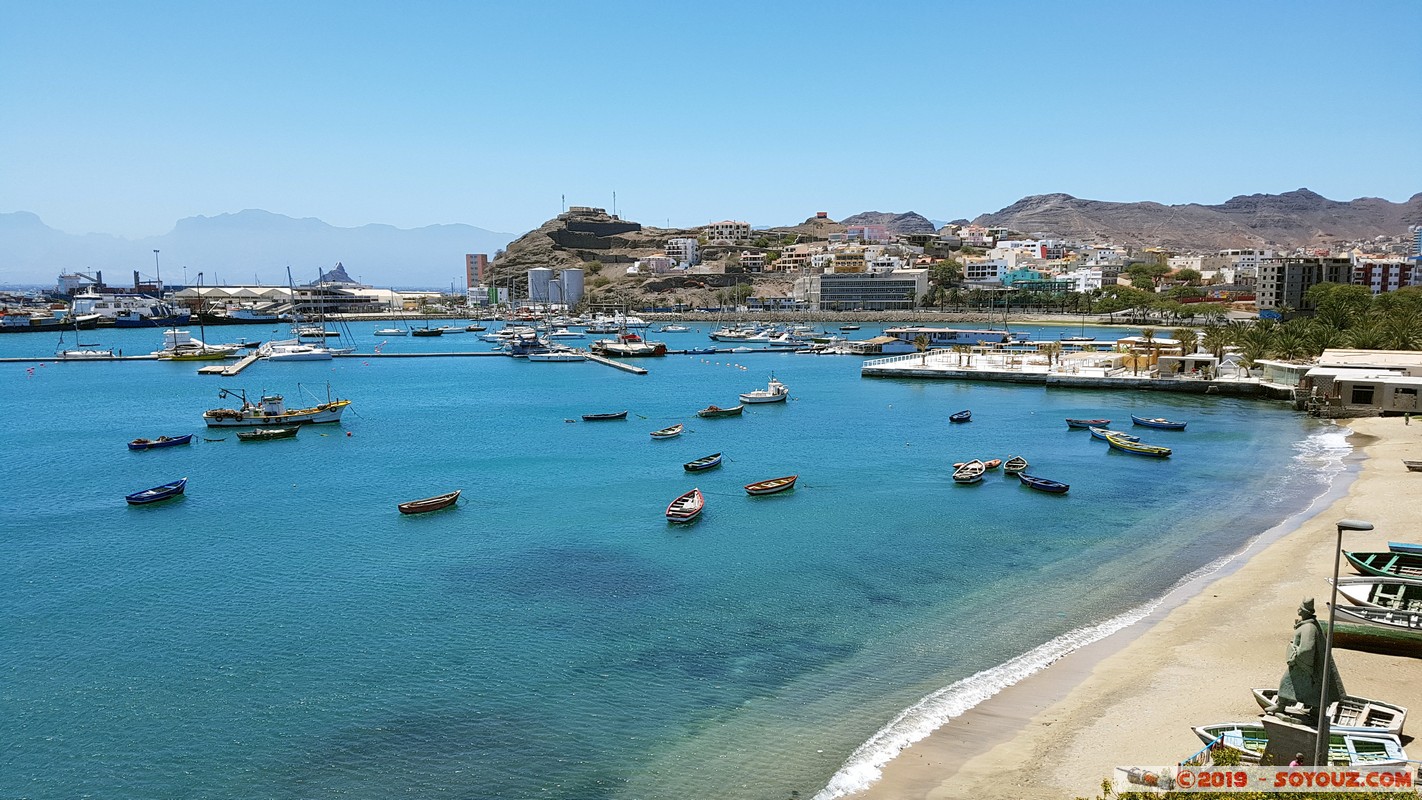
[{"xmin": 466, "ymin": 254, "xmax": 488, "ymax": 286}]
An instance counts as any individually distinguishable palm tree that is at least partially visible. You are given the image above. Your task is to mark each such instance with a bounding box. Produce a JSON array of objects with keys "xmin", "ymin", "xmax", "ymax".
[
  {"xmin": 1383, "ymin": 311, "xmax": 1422, "ymax": 351},
  {"xmin": 1201, "ymin": 326, "xmax": 1231, "ymax": 361},
  {"xmin": 914, "ymin": 334, "xmax": 930, "ymax": 365},
  {"xmin": 1172, "ymin": 327, "xmax": 1199, "ymax": 354},
  {"xmin": 1139, "ymin": 326, "xmax": 1157, "ymax": 369},
  {"xmin": 1273, "ymin": 327, "xmax": 1310, "ymax": 361},
  {"xmin": 1038, "ymin": 340, "xmax": 1062, "ymax": 369}
]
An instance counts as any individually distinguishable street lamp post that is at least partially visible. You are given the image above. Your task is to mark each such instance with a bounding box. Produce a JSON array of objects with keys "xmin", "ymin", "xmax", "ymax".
[{"xmin": 1315, "ymin": 518, "xmax": 1373, "ymax": 765}]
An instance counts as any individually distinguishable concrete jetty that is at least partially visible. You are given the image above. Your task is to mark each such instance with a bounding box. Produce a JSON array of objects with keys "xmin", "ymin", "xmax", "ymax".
[{"xmin": 861, "ymin": 349, "xmax": 1294, "ymax": 400}]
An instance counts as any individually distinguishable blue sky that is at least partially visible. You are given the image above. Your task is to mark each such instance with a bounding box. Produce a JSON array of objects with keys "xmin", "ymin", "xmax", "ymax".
[{"xmin": 3, "ymin": 0, "xmax": 1419, "ymax": 239}]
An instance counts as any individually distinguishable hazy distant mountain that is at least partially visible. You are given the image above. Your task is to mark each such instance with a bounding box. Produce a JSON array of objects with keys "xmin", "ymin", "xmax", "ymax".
[
  {"xmin": 972, "ymin": 189, "xmax": 1422, "ymax": 251},
  {"xmin": 0, "ymin": 209, "xmax": 517, "ymax": 288}
]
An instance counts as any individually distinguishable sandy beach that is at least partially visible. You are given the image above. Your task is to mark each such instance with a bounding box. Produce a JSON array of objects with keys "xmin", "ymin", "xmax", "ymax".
[{"xmin": 849, "ymin": 415, "xmax": 1422, "ymax": 799}]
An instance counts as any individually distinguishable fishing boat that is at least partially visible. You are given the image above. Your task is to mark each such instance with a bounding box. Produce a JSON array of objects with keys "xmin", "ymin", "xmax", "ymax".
[
  {"xmin": 1065, "ymin": 418, "xmax": 1110, "ymax": 428},
  {"xmin": 665, "ymin": 488, "xmax": 704, "ymax": 523},
  {"xmin": 949, "ymin": 409, "xmax": 972, "ymax": 423},
  {"xmin": 683, "ymin": 453, "xmax": 723, "ymax": 472},
  {"xmin": 1190, "ymin": 722, "xmax": 1407, "ymax": 766},
  {"xmin": 739, "ymin": 375, "xmax": 789, "ymax": 404},
  {"xmin": 1332, "ymin": 575, "xmax": 1422, "ymax": 610},
  {"xmin": 745, "ymin": 475, "xmax": 798, "ymax": 496},
  {"xmin": 1250, "ymin": 688, "xmax": 1408, "ymax": 736},
  {"xmin": 1343, "ymin": 551, "xmax": 1422, "ymax": 579},
  {"xmin": 236, "ymin": 426, "xmax": 300, "ymax": 442},
  {"xmin": 1018, "ymin": 473, "xmax": 1070, "ymax": 494},
  {"xmin": 203, "ymin": 386, "xmax": 350, "ymax": 427},
  {"xmin": 125, "ymin": 477, "xmax": 187, "ymax": 505},
  {"xmin": 1088, "ymin": 426, "xmax": 1139, "ymax": 442},
  {"xmin": 982, "ymin": 458, "xmax": 1002, "ymax": 470},
  {"xmin": 581, "ymin": 411, "xmax": 628, "ymax": 421},
  {"xmin": 1130, "ymin": 415, "xmax": 1187, "ymax": 430},
  {"xmin": 650, "ymin": 424, "xmax": 683, "ymax": 440},
  {"xmin": 952, "ymin": 459, "xmax": 985, "ymax": 484},
  {"xmin": 1104, "ymin": 435, "xmax": 1171, "ymax": 458},
  {"xmin": 1404, "ymin": 460, "xmax": 1422, "ymax": 472},
  {"xmin": 127, "ymin": 434, "xmax": 193, "ymax": 451},
  {"xmin": 398, "ymin": 489, "xmax": 462, "ymax": 515},
  {"xmin": 1331, "ymin": 605, "xmax": 1422, "ymax": 656},
  {"xmin": 1003, "ymin": 456, "xmax": 1029, "ymax": 474},
  {"xmin": 697, "ymin": 404, "xmax": 744, "ymax": 418},
  {"xmin": 591, "ymin": 332, "xmax": 667, "ymax": 357},
  {"xmin": 1389, "ymin": 541, "xmax": 1422, "ymax": 555}
]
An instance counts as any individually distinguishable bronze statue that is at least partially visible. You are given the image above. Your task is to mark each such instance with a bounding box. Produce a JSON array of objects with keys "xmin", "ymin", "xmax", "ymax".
[{"xmin": 1269, "ymin": 598, "xmax": 1346, "ymax": 723}]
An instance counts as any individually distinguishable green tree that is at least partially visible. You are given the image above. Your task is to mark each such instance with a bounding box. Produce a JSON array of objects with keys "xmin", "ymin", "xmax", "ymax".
[
  {"xmin": 1172, "ymin": 327, "xmax": 1199, "ymax": 354},
  {"xmin": 1173, "ymin": 268, "xmax": 1202, "ymax": 285},
  {"xmin": 1201, "ymin": 326, "xmax": 1231, "ymax": 361}
]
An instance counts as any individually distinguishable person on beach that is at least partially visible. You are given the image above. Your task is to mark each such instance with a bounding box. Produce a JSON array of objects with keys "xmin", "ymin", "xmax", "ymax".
[{"xmin": 1268, "ymin": 598, "xmax": 1346, "ymax": 722}]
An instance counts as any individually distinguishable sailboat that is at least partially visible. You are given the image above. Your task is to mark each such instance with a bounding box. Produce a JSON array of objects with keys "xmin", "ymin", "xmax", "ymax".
[
  {"xmin": 156, "ymin": 274, "xmax": 239, "ymax": 360},
  {"xmin": 261, "ymin": 268, "xmax": 334, "ymax": 361},
  {"xmin": 55, "ymin": 319, "xmax": 115, "ymax": 359}
]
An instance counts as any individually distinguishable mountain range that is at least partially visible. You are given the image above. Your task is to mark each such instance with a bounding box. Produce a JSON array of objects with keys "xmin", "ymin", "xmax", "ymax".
[
  {"xmin": 0, "ymin": 210, "xmax": 517, "ymax": 289},
  {"xmin": 971, "ymin": 189, "xmax": 1422, "ymax": 251},
  {"xmin": 4, "ymin": 189, "xmax": 1418, "ymax": 289}
]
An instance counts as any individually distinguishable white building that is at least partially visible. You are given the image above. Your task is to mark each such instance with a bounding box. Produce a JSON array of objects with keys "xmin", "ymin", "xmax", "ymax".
[
  {"xmin": 665, "ymin": 237, "xmax": 699, "ymax": 267},
  {"xmin": 1065, "ymin": 267, "xmax": 1105, "ymax": 293},
  {"xmin": 703, "ymin": 220, "xmax": 752, "ymax": 242},
  {"xmin": 635, "ymin": 255, "xmax": 677, "ymax": 274},
  {"xmin": 739, "ymin": 251, "xmax": 766, "ymax": 272},
  {"xmin": 1219, "ymin": 248, "xmax": 1274, "ymax": 280}
]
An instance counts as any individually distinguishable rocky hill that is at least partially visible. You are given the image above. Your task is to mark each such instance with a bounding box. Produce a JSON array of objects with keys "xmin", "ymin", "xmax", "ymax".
[
  {"xmin": 972, "ymin": 189, "xmax": 1422, "ymax": 251},
  {"xmin": 840, "ymin": 211, "xmax": 937, "ymax": 234}
]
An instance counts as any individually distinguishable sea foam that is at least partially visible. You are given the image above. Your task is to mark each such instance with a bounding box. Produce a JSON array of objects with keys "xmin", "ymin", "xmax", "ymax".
[{"xmin": 815, "ymin": 423, "xmax": 1356, "ymax": 799}]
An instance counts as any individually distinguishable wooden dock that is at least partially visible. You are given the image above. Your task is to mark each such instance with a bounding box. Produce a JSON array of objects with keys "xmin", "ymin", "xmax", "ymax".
[
  {"xmin": 197, "ymin": 352, "xmax": 262, "ymax": 376},
  {"xmin": 584, "ymin": 353, "xmax": 648, "ymax": 374}
]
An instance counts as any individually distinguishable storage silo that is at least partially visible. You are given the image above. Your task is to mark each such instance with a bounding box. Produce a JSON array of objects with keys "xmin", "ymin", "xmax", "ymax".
[
  {"xmin": 527, "ymin": 268, "xmax": 553, "ymax": 303},
  {"xmin": 559, "ymin": 268, "xmax": 584, "ymax": 306}
]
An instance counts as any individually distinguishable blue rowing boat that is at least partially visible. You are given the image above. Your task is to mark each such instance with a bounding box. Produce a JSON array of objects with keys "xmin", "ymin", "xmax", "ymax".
[
  {"xmin": 683, "ymin": 452, "xmax": 723, "ymax": 472},
  {"xmin": 1131, "ymin": 414, "xmax": 1187, "ymax": 430},
  {"xmin": 127, "ymin": 433, "xmax": 193, "ymax": 451},
  {"xmin": 1018, "ymin": 473, "xmax": 1069, "ymax": 493},
  {"xmin": 125, "ymin": 477, "xmax": 188, "ymax": 505}
]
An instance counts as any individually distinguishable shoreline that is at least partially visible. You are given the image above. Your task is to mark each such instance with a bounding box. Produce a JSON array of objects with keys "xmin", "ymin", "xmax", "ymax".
[{"xmin": 841, "ymin": 416, "xmax": 1421, "ymax": 799}]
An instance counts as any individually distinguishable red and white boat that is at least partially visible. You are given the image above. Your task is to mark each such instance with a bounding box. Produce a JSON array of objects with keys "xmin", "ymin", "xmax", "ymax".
[
  {"xmin": 666, "ymin": 488, "xmax": 705, "ymax": 523},
  {"xmin": 744, "ymin": 475, "xmax": 798, "ymax": 496}
]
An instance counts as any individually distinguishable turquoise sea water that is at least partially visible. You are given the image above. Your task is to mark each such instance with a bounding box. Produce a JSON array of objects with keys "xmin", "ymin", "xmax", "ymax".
[{"xmin": 0, "ymin": 322, "xmax": 1348, "ymax": 799}]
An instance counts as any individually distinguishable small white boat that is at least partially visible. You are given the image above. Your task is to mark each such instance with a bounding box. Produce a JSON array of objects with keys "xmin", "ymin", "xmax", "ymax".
[
  {"xmin": 952, "ymin": 459, "xmax": 985, "ymax": 484},
  {"xmin": 660, "ymin": 324, "xmax": 690, "ymax": 333},
  {"xmin": 739, "ymin": 376, "xmax": 789, "ymax": 404},
  {"xmin": 526, "ymin": 351, "xmax": 587, "ymax": 362},
  {"xmin": 1192, "ymin": 722, "xmax": 1408, "ymax": 766},
  {"xmin": 1332, "ymin": 575, "xmax": 1422, "ymax": 610},
  {"xmin": 547, "ymin": 327, "xmax": 586, "ymax": 340},
  {"xmin": 1250, "ymin": 688, "xmax": 1407, "ymax": 735},
  {"xmin": 261, "ymin": 339, "xmax": 333, "ymax": 361},
  {"xmin": 650, "ymin": 424, "xmax": 683, "ymax": 439},
  {"xmin": 374, "ymin": 327, "xmax": 407, "ymax": 336}
]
